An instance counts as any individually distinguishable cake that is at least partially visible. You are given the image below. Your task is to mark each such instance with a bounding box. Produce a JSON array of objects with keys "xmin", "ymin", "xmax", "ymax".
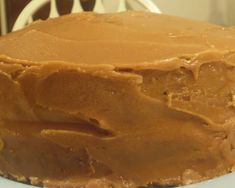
[{"xmin": 0, "ymin": 11, "xmax": 235, "ymax": 188}]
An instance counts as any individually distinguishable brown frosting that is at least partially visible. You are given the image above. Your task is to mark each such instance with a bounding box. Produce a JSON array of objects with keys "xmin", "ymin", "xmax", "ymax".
[{"xmin": 0, "ymin": 11, "xmax": 235, "ymax": 187}]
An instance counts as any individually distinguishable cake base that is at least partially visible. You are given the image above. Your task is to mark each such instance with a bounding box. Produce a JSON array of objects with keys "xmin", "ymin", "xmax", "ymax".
[{"xmin": 0, "ymin": 120, "xmax": 233, "ymax": 188}]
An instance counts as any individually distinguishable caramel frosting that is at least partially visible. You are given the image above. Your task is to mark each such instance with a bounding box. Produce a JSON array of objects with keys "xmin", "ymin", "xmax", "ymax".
[{"xmin": 0, "ymin": 11, "xmax": 235, "ymax": 187}]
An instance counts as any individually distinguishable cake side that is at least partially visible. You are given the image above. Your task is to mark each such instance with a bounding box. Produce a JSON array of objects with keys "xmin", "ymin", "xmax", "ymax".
[{"xmin": 0, "ymin": 12, "xmax": 234, "ymax": 187}]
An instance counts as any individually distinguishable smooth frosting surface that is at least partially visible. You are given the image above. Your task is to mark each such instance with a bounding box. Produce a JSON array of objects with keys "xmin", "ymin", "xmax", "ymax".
[
  {"xmin": 0, "ymin": 11, "xmax": 234, "ymax": 187},
  {"xmin": 2, "ymin": 11, "xmax": 235, "ymax": 64}
]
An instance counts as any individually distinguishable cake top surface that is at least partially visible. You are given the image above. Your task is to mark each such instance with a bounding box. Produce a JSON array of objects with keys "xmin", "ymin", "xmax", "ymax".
[{"xmin": 1, "ymin": 11, "xmax": 235, "ymax": 65}]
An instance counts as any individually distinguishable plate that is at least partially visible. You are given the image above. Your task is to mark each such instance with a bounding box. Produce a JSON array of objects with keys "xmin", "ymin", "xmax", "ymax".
[
  {"xmin": 0, "ymin": 173, "xmax": 235, "ymax": 188},
  {"xmin": 0, "ymin": 177, "xmax": 36, "ymax": 188}
]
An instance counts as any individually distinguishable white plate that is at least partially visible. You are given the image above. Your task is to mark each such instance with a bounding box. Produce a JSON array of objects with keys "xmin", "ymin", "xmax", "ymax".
[
  {"xmin": 0, "ymin": 173, "xmax": 235, "ymax": 188},
  {"xmin": 0, "ymin": 177, "xmax": 36, "ymax": 188}
]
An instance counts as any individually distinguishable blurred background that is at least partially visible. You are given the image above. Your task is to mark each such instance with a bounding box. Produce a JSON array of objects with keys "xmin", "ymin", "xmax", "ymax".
[{"xmin": 0, "ymin": 0, "xmax": 235, "ymax": 35}]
